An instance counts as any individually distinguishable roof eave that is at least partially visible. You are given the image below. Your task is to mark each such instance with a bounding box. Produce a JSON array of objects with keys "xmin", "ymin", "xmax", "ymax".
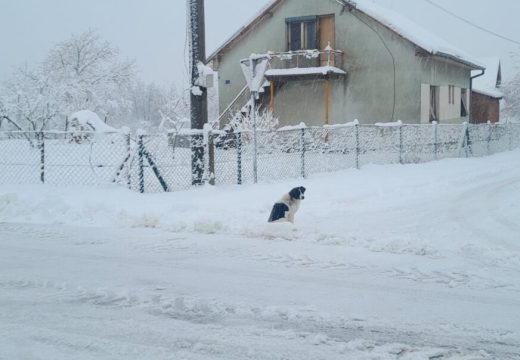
[{"xmin": 435, "ymin": 52, "xmax": 485, "ymax": 70}]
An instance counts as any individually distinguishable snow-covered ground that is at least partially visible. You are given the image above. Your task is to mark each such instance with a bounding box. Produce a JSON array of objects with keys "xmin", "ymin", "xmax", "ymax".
[{"xmin": 1, "ymin": 150, "xmax": 520, "ymax": 359}]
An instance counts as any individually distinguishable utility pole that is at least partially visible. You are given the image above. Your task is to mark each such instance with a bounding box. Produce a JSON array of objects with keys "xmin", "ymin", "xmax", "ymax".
[{"xmin": 189, "ymin": 0, "xmax": 208, "ymax": 185}]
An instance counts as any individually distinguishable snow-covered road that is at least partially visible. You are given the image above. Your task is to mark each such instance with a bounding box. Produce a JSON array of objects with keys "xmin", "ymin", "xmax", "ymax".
[{"xmin": 1, "ymin": 150, "xmax": 520, "ymax": 359}]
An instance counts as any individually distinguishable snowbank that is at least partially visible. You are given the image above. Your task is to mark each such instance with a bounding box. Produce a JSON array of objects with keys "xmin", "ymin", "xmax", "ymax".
[{"xmin": 1, "ymin": 149, "xmax": 519, "ymax": 259}]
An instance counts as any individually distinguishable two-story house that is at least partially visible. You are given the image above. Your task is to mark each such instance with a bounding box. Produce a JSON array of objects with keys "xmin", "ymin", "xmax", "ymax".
[{"xmin": 207, "ymin": 0, "xmax": 486, "ymax": 128}]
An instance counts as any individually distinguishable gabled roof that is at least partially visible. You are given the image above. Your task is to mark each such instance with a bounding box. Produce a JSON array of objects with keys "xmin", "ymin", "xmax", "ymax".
[
  {"xmin": 207, "ymin": 0, "xmax": 484, "ymax": 70},
  {"xmin": 207, "ymin": 0, "xmax": 283, "ymax": 62},
  {"xmin": 472, "ymin": 58, "xmax": 503, "ymax": 99}
]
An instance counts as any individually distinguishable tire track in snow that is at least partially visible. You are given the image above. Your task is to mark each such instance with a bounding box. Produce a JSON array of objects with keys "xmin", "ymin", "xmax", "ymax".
[
  {"xmin": 0, "ymin": 277, "xmax": 515, "ymax": 359},
  {"xmin": 247, "ymin": 251, "xmax": 519, "ymax": 292}
]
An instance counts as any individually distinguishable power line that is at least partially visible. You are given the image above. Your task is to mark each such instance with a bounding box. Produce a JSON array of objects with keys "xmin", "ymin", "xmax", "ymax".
[{"xmin": 423, "ymin": 0, "xmax": 520, "ymax": 46}]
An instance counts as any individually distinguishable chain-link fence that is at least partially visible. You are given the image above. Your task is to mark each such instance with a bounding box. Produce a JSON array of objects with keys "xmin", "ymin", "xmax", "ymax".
[{"xmin": 1, "ymin": 122, "xmax": 519, "ymax": 192}]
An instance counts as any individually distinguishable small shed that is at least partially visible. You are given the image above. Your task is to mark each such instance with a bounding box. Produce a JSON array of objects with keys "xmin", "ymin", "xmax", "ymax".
[{"xmin": 471, "ymin": 58, "xmax": 503, "ymax": 123}]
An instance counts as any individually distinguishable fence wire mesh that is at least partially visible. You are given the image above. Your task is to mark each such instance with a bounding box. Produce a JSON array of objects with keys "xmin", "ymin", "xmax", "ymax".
[{"xmin": 1, "ymin": 122, "xmax": 519, "ymax": 192}]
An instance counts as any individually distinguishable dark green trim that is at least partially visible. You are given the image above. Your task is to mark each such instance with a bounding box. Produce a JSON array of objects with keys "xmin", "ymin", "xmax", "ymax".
[{"xmin": 285, "ymin": 15, "xmax": 317, "ymax": 23}]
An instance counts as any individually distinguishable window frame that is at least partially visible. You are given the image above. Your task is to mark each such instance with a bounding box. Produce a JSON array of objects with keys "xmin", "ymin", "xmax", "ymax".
[
  {"xmin": 448, "ymin": 85, "xmax": 455, "ymax": 105},
  {"xmin": 430, "ymin": 85, "xmax": 439, "ymax": 123},
  {"xmin": 286, "ymin": 16, "xmax": 318, "ymax": 51},
  {"xmin": 460, "ymin": 88, "xmax": 468, "ymax": 117}
]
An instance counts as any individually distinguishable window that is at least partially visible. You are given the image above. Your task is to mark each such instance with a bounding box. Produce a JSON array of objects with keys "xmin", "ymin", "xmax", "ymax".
[
  {"xmin": 448, "ymin": 85, "xmax": 455, "ymax": 104},
  {"xmin": 460, "ymin": 88, "xmax": 468, "ymax": 117},
  {"xmin": 286, "ymin": 16, "xmax": 317, "ymax": 51}
]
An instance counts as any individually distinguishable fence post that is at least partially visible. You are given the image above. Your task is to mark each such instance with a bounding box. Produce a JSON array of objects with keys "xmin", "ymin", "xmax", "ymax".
[
  {"xmin": 236, "ymin": 131, "xmax": 242, "ymax": 185},
  {"xmin": 509, "ymin": 121, "xmax": 513, "ymax": 151},
  {"xmin": 398, "ymin": 120, "xmax": 403, "ymax": 164},
  {"xmin": 433, "ymin": 121, "xmax": 438, "ymax": 161},
  {"xmin": 137, "ymin": 133, "xmax": 145, "ymax": 193},
  {"xmin": 487, "ymin": 121, "xmax": 492, "ymax": 155},
  {"xmin": 38, "ymin": 131, "xmax": 45, "ymax": 183},
  {"xmin": 462, "ymin": 122, "xmax": 469, "ymax": 158},
  {"xmin": 355, "ymin": 121, "xmax": 360, "ymax": 170},
  {"xmin": 207, "ymin": 130, "xmax": 215, "ymax": 185},
  {"xmin": 251, "ymin": 94, "xmax": 258, "ymax": 184},
  {"xmin": 300, "ymin": 127, "xmax": 306, "ymax": 178},
  {"xmin": 125, "ymin": 130, "xmax": 131, "ymax": 189}
]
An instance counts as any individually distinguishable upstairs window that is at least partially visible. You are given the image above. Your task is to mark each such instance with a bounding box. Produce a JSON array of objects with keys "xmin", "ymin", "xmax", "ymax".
[{"xmin": 286, "ymin": 16, "xmax": 317, "ymax": 51}]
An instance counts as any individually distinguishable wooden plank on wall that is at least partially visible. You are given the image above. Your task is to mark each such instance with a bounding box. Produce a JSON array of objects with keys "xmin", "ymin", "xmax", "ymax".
[{"xmin": 319, "ymin": 15, "xmax": 335, "ymax": 66}]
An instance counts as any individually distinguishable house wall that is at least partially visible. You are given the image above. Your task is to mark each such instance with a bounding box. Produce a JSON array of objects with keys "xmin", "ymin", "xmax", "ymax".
[
  {"xmin": 471, "ymin": 92, "xmax": 500, "ymax": 123},
  {"xmin": 418, "ymin": 58, "xmax": 470, "ymax": 124},
  {"xmin": 420, "ymin": 84, "xmax": 430, "ymax": 123},
  {"xmin": 214, "ymin": 0, "xmax": 472, "ymax": 126}
]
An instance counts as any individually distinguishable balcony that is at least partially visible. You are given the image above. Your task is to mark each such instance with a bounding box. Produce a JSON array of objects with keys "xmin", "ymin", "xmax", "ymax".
[{"xmin": 264, "ymin": 48, "xmax": 346, "ymax": 81}]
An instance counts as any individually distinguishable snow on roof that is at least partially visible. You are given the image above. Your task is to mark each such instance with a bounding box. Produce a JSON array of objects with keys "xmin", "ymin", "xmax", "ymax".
[
  {"xmin": 472, "ymin": 58, "xmax": 503, "ymax": 99},
  {"xmin": 353, "ymin": 0, "xmax": 484, "ymax": 69},
  {"xmin": 70, "ymin": 110, "xmax": 118, "ymax": 133},
  {"xmin": 264, "ymin": 66, "xmax": 347, "ymax": 77},
  {"xmin": 207, "ymin": 0, "xmax": 483, "ymax": 70}
]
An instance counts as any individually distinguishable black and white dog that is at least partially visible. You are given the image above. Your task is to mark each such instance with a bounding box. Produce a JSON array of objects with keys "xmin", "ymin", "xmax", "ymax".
[{"xmin": 268, "ymin": 186, "xmax": 306, "ymax": 223}]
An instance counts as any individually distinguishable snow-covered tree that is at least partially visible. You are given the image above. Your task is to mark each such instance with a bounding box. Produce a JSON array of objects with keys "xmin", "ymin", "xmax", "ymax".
[
  {"xmin": 0, "ymin": 65, "xmax": 60, "ymax": 132},
  {"xmin": 158, "ymin": 87, "xmax": 190, "ymax": 131},
  {"xmin": 128, "ymin": 82, "xmax": 190, "ymax": 132},
  {"xmin": 130, "ymin": 81, "xmax": 164, "ymax": 128},
  {"xmin": 501, "ymin": 53, "xmax": 520, "ymax": 123},
  {"xmin": 1, "ymin": 30, "xmax": 194, "ymax": 132},
  {"xmin": 42, "ymin": 29, "xmax": 136, "ymax": 127},
  {"xmin": 502, "ymin": 73, "xmax": 520, "ymax": 122}
]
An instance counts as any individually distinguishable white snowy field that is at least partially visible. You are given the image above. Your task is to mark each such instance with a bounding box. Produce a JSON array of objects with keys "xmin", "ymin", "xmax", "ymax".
[{"xmin": 1, "ymin": 150, "xmax": 520, "ymax": 359}]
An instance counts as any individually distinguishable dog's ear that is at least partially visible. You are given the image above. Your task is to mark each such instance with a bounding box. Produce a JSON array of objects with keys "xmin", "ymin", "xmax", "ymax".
[{"xmin": 289, "ymin": 187, "xmax": 301, "ymax": 199}]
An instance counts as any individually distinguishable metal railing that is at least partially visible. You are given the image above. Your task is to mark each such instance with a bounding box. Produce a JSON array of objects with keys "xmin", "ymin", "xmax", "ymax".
[{"xmin": 268, "ymin": 48, "xmax": 344, "ymax": 69}]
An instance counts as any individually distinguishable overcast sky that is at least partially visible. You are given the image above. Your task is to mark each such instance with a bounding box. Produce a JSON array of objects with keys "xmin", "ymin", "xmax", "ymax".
[{"xmin": 1, "ymin": 0, "xmax": 519, "ymax": 88}]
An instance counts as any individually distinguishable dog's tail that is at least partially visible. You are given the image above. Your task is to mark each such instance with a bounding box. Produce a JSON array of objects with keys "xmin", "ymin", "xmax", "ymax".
[{"xmin": 268, "ymin": 203, "xmax": 289, "ymax": 222}]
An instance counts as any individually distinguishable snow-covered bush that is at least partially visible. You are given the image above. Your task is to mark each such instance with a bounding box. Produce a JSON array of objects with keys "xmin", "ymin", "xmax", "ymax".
[
  {"xmin": 215, "ymin": 104, "xmax": 279, "ymax": 149},
  {"xmin": 227, "ymin": 102, "xmax": 279, "ymax": 132},
  {"xmin": 68, "ymin": 110, "xmax": 119, "ymax": 143}
]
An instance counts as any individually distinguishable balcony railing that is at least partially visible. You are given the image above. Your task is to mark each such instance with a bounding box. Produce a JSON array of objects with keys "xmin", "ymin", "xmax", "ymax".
[{"xmin": 267, "ymin": 48, "xmax": 344, "ymax": 71}]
